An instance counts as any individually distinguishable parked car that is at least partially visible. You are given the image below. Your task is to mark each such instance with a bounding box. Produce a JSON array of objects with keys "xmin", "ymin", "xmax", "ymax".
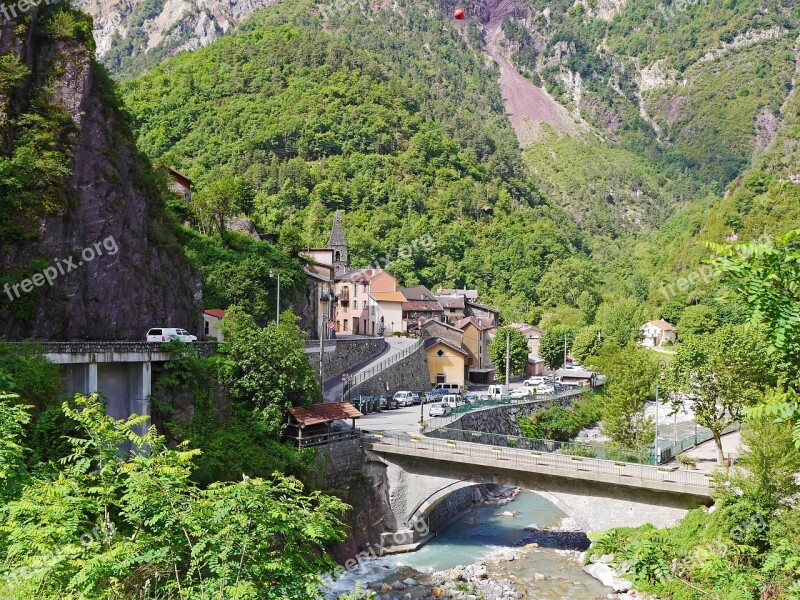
[
  {"xmin": 441, "ymin": 393, "xmax": 462, "ymax": 407},
  {"xmin": 509, "ymin": 388, "xmax": 533, "ymax": 399},
  {"xmin": 393, "ymin": 391, "xmax": 415, "ymax": 407},
  {"xmin": 535, "ymin": 384, "xmax": 555, "ymax": 395},
  {"xmin": 463, "ymin": 393, "xmax": 479, "ymax": 404},
  {"xmin": 486, "ymin": 384, "xmax": 509, "ymax": 399},
  {"xmin": 146, "ymin": 328, "xmax": 197, "ymax": 343},
  {"xmin": 428, "ymin": 403, "xmax": 452, "ymax": 417},
  {"xmin": 479, "ymin": 394, "xmax": 492, "ymax": 402},
  {"xmin": 434, "ymin": 383, "xmax": 461, "ymax": 394},
  {"xmin": 524, "ymin": 376, "xmax": 546, "ymax": 387},
  {"xmin": 423, "ymin": 392, "xmax": 435, "ymax": 404},
  {"xmin": 410, "ymin": 392, "xmax": 422, "ymax": 405},
  {"xmin": 379, "ymin": 395, "xmax": 399, "ymax": 410}
]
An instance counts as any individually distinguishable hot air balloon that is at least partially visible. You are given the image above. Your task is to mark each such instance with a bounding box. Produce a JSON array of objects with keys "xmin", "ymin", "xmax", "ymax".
[{"xmin": 454, "ymin": 8, "xmax": 465, "ymax": 19}]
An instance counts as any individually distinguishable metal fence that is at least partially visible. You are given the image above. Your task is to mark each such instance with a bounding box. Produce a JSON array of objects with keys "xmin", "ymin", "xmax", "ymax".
[
  {"xmin": 362, "ymin": 430, "xmax": 712, "ymax": 492},
  {"xmin": 428, "ymin": 428, "xmax": 652, "ymax": 464},
  {"xmin": 422, "ymin": 388, "xmax": 587, "ymax": 430},
  {"xmin": 657, "ymin": 422, "xmax": 741, "ymax": 464},
  {"xmin": 349, "ymin": 339, "xmax": 423, "ymax": 389}
]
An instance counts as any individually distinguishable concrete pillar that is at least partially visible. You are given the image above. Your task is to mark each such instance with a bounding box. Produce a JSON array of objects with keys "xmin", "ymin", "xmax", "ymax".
[
  {"xmin": 131, "ymin": 361, "xmax": 152, "ymax": 437},
  {"xmin": 87, "ymin": 362, "xmax": 98, "ymax": 394}
]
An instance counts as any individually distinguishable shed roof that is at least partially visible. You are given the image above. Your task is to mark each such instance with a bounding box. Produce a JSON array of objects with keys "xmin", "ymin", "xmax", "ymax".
[{"xmin": 288, "ymin": 402, "xmax": 363, "ymax": 427}]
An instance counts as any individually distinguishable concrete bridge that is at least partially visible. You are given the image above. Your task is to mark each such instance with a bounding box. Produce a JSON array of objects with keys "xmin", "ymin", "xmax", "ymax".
[
  {"xmin": 363, "ymin": 431, "xmax": 713, "ymax": 550},
  {"xmin": 33, "ymin": 342, "xmax": 217, "ymax": 432}
]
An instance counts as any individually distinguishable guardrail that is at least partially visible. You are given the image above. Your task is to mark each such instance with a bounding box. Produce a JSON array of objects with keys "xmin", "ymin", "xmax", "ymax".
[
  {"xmin": 9, "ymin": 341, "xmax": 219, "ymax": 356},
  {"xmin": 422, "ymin": 387, "xmax": 587, "ymax": 430},
  {"xmin": 362, "ymin": 430, "xmax": 712, "ymax": 494},
  {"xmin": 348, "ymin": 339, "xmax": 424, "ymax": 389},
  {"xmin": 429, "ymin": 428, "xmax": 651, "ymax": 464},
  {"xmin": 285, "ymin": 428, "xmax": 361, "ymax": 448}
]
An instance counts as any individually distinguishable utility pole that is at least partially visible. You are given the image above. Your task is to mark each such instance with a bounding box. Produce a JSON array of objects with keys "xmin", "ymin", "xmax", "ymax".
[
  {"xmin": 270, "ymin": 271, "xmax": 281, "ymax": 326},
  {"xmin": 505, "ymin": 333, "xmax": 510, "ymax": 387},
  {"xmin": 319, "ymin": 285, "xmax": 325, "ymax": 389},
  {"xmin": 563, "ymin": 334, "xmax": 568, "ymax": 367},
  {"xmin": 654, "ymin": 376, "xmax": 660, "ymax": 464}
]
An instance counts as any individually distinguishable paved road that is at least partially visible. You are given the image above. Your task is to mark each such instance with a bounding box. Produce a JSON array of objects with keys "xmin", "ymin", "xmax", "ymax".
[{"xmin": 323, "ymin": 337, "xmax": 419, "ymax": 403}]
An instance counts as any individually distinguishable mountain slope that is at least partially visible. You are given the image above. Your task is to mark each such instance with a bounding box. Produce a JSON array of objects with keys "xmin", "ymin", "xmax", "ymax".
[{"xmin": 0, "ymin": 2, "xmax": 201, "ymax": 340}]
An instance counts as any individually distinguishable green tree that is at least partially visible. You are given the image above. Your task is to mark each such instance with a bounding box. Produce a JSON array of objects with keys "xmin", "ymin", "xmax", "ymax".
[
  {"xmin": 712, "ymin": 229, "xmax": 800, "ymax": 447},
  {"xmin": 677, "ymin": 304, "xmax": 719, "ymax": 337},
  {"xmin": 597, "ymin": 346, "xmax": 657, "ymax": 450},
  {"xmin": 572, "ymin": 325, "xmax": 603, "ymax": 363},
  {"xmin": 488, "ymin": 327, "xmax": 529, "ymax": 377},
  {"xmin": 595, "ymin": 298, "xmax": 645, "ymax": 347},
  {"xmin": 0, "ymin": 394, "xmax": 348, "ymax": 598},
  {"xmin": 192, "ymin": 175, "xmax": 250, "ymax": 236},
  {"xmin": 539, "ymin": 324, "xmax": 576, "ymax": 370},
  {"xmin": 536, "ymin": 257, "xmax": 599, "ymax": 308},
  {"xmin": 220, "ymin": 308, "xmax": 320, "ymax": 434},
  {"xmin": 667, "ymin": 325, "xmax": 775, "ymax": 464}
]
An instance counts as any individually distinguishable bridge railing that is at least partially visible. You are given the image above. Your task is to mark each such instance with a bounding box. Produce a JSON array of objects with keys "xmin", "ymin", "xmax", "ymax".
[
  {"xmin": 363, "ymin": 430, "xmax": 712, "ymax": 492},
  {"xmin": 422, "ymin": 387, "xmax": 587, "ymax": 430},
  {"xmin": 428, "ymin": 428, "xmax": 652, "ymax": 464}
]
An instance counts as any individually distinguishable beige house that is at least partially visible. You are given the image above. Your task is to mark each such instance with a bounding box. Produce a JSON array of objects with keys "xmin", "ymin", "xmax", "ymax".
[
  {"xmin": 640, "ymin": 319, "xmax": 677, "ymax": 348},
  {"xmin": 370, "ymin": 291, "xmax": 405, "ymax": 336},
  {"xmin": 424, "ymin": 338, "xmax": 467, "ymax": 387},
  {"xmin": 455, "ymin": 316, "xmax": 495, "ymax": 383},
  {"xmin": 510, "ymin": 322, "xmax": 545, "ymax": 359}
]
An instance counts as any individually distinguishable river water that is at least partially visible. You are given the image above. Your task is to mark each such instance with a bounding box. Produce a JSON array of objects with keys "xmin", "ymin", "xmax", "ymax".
[{"xmin": 325, "ymin": 490, "xmax": 611, "ymax": 598}]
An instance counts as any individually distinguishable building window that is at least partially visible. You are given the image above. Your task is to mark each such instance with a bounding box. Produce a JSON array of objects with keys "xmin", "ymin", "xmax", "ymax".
[
  {"xmin": 437, "ymin": 349, "xmax": 445, "ymax": 357},
  {"xmin": 363, "ymin": 300, "xmax": 367, "ymax": 310},
  {"xmin": 436, "ymin": 374, "xmax": 446, "ymax": 384},
  {"xmin": 335, "ymin": 251, "xmax": 341, "ymax": 262}
]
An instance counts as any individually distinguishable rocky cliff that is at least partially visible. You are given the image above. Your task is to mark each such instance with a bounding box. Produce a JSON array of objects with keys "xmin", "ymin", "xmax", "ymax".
[
  {"xmin": 0, "ymin": 3, "xmax": 201, "ymax": 341},
  {"xmin": 73, "ymin": 0, "xmax": 277, "ymax": 77}
]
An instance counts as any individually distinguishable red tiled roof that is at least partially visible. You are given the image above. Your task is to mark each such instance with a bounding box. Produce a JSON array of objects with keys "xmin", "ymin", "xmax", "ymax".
[
  {"xmin": 454, "ymin": 316, "xmax": 492, "ymax": 331},
  {"xmin": 647, "ymin": 319, "xmax": 676, "ymax": 331},
  {"xmin": 289, "ymin": 402, "xmax": 363, "ymax": 427},
  {"xmin": 204, "ymin": 309, "xmax": 226, "ymax": 319},
  {"xmin": 436, "ymin": 295, "xmax": 465, "ymax": 309},
  {"xmin": 403, "ymin": 300, "xmax": 444, "ymax": 312}
]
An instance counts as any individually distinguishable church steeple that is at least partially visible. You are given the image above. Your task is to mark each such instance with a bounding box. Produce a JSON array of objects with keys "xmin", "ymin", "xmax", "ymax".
[{"xmin": 328, "ymin": 211, "xmax": 348, "ymax": 277}]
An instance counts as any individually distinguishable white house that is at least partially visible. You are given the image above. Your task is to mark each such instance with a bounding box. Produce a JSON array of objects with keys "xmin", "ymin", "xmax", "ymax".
[{"xmin": 640, "ymin": 319, "xmax": 677, "ymax": 348}]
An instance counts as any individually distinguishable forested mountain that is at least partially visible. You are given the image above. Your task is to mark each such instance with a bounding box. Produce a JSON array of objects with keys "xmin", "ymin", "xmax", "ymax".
[{"xmin": 115, "ymin": 0, "xmax": 799, "ymax": 328}]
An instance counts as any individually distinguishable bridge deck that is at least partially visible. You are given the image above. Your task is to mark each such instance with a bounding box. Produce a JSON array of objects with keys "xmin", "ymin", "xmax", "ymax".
[{"xmin": 364, "ymin": 431, "xmax": 713, "ymax": 498}]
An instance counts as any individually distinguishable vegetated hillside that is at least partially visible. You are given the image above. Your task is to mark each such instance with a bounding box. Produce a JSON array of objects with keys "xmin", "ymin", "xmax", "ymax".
[
  {"xmin": 501, "ymin": 0, "xmax": 798, "ymax": 188},
  {"xmin": 0, "ymin": 1, "xmax": 202, "ymax": 340},
  {"xmin": 121, "ymin": 0, "xmax": 595, "ymax": 321}
]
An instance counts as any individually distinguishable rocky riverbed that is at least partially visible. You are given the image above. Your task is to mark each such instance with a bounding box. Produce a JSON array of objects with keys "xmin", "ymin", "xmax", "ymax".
[{"xmin": 328, "ymin": 485, "xmax": 645, "ymax": 599}]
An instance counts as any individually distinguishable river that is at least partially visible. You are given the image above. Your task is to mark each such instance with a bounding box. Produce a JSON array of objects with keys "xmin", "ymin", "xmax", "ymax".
[{"xmin": 325, "ymin": 490, "xmax": 611, "ymax": 599}]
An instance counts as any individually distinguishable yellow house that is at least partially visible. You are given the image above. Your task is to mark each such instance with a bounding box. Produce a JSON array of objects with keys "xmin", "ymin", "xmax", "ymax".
[
  {"xmin": 424, "ymin": 338, "xmax": 467, "ymax": 387},
  {"xmin": 455, "ymin": 316, "xmax": 495, "ymax": 383}
]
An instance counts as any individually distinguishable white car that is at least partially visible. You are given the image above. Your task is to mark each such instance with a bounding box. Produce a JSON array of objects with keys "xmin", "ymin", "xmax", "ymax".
[
  {"xmin": 393, "ymin": 391, "xmax": 415, "ymax": 407},
  {"xmin": 146, "ymin": 328, "xmax": 197, "ymax": 343},
  {"xmin": 524, "ymin": 376, "xmax": 546, "ymax": 386},
  {"xmin": 536, "ymin": 384, "xmax": 555, "ymax": 395},
  {"xmin": 509, "ymin": 388, "xmax": 533, "ymax": 399},
  {"xmin": 428, "ymin": 403, "xmax": 452, "ymax": 417}
]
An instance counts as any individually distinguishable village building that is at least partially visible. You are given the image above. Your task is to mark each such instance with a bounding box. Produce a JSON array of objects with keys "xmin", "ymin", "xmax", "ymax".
[{"xmin": 640, "ymin": 319, "xmax": 677, "ymax": 348}]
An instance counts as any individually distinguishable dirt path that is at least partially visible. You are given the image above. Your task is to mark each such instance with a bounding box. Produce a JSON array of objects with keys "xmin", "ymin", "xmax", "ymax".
[{"xmin": 482, "ymin": 20, "xmax": 583, "ymax": 146}]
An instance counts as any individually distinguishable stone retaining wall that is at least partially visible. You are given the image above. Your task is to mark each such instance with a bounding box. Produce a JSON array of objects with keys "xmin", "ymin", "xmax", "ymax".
[
  {"xmin": 349, "ymin": 344, "xmax": 430, "ymax": 396},
  {"xmin": 306, "ymin": 338, "xmax": 386, "ymax": 382},
  {"xmin": 312, "ymin": 437, "xmax": 364, "ymax": 489}
]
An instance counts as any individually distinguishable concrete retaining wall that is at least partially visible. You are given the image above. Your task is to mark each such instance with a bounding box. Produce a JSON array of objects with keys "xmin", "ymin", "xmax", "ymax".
[
  {"xmin": 349, "ymin": 344, "xmax": 430, "ymax": 396},
  {"xmin": 305, "ymin": 338, "xmax": 386, "ymax": 382}
]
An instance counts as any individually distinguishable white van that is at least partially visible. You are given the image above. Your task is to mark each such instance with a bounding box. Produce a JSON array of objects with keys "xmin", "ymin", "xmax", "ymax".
[
  {"xmin": 434, "ymin": 383, "xmax": 461, "ymax": 393},
  {"xmin": 441, "ymin": 394, "xmax": 463, "ymax": 407},
  {"xmin": 486, "ymin": 384, "xmax": 509, "ymax": 399},
  {"xmin": 146, "ymin": 328, "xmax": 197, "ymax": 343}
]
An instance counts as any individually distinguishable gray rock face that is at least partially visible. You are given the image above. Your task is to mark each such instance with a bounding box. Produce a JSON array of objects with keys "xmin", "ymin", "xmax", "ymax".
[
  {"xmin": 73, "ymin": 0, "xmax": 278, "ymax": 74},
  {"xmin": 0, "ymin": 14, "xmax": 202, "ymax": 341}
]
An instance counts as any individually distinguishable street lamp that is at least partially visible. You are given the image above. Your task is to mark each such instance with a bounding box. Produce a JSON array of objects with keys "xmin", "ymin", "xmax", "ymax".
[
  {"xmin": 654, "ymin": 358, "xmax": 669, "ymax": 464},
  {"xmin": 269, "ymin": 271, "xmax": 281, "ymax": 326}
]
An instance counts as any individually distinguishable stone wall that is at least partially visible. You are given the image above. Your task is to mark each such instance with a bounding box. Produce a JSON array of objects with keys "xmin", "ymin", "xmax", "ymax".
[
  {"xmin": 349, "ymin": 344, "xmax": 430, "ymax": 396},
  {"xmin": 311, "ymin": 437, "xmax": 365, "ymax": 489},
  {"xmin": 305, "ymin": 338, "xmax": 386, "ymax": 382},
  {"xmin": 428, "ymin": 484, "xmax": 492, "ymax": 533},
  {"xmin": 443, "ymin": 396, "xmax": 577, "ymax": 436}
]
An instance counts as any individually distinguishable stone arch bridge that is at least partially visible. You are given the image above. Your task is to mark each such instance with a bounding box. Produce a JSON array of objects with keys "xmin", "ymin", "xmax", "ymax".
[{"xmin": 362, "ymin": 431, "xmax": 713, "ymax": 552}]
